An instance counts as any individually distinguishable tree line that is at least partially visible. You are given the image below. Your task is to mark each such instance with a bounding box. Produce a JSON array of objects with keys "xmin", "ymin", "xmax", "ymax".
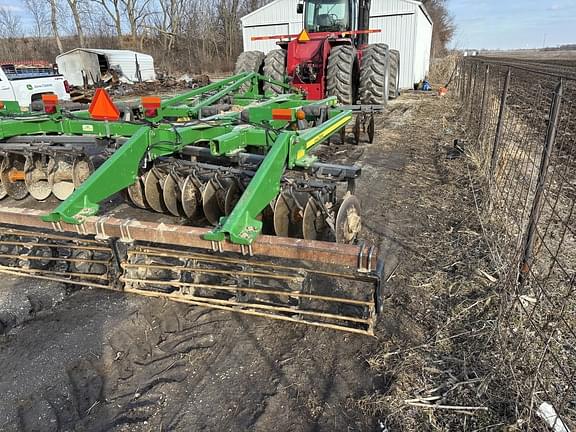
[{"xmin": 0, "ymin": 0, "xmax": 454, "ymax": 74}]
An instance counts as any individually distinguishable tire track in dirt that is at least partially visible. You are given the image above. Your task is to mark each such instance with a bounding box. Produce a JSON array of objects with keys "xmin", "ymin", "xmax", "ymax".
[
  {"xmin": 5, "ymin": 297, "xmax": 241, "ymax": 431},
  {"xmin": 2, "ymin": 278, "xmax": 380, "ymax": 431},
  {"xmin": 0, "ymin": 289, "xmax": 134, "ymax": 430},
  {"xmin": 0, "ymin": 278, "xmax": 67, "ymax": 335}
]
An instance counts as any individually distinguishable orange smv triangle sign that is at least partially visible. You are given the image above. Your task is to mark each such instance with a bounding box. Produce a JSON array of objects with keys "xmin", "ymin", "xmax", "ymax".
[
  {"xmin": 298, "ymin": 29, "xmax": 310, "ymax": 42},
  {"xmin": 89, "ymin": 88, "xmax": 120, "ymax": 121}
]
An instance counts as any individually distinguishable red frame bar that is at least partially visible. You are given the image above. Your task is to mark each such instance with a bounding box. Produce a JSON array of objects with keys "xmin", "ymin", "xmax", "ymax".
[{"xmin": 251, "ymin": 29, "xmax": 381, "ymax": 41}]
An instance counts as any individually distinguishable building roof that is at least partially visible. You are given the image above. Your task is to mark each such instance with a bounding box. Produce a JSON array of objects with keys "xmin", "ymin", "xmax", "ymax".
[
  {"xmin": 56, "ymin": 48, "xmax": 153, "ymax": 60},
  {"xmin": 241, "ymin": 0, "xmax": 285, "ymax": 22}
]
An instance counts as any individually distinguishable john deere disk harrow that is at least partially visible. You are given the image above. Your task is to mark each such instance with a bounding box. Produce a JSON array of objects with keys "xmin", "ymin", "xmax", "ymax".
[{"xmin": 0, "ymin": 72, "xmax": 383, "ymax": 335}]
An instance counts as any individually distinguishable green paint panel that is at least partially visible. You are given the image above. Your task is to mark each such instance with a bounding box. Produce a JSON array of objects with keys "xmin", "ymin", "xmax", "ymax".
[{"xmin": 204, "ymin": 133, "xmax": 291, "ymax": 245}]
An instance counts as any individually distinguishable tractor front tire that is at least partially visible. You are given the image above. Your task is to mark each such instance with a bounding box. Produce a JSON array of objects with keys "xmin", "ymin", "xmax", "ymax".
[
  {"xmin": 234, "ymin": 51, "xmax": 265, "ymax": 93},
  {"xmin": 263, "ymin": 49, "xmax": 287, "ymax": 94},
  {"xmin": 326, "ymin": 45, "xmax": 358, "ymax": 105},
  {"xmin": 389, "ymin": 49, "xmax": 400, "ymax": 99},
  {"xmin": 359, "ymin": 43, "xmax": 390, "ymax": 105}
]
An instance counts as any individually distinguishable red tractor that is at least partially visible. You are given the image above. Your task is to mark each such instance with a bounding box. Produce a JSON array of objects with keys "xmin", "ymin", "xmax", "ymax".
[{"xmin": 235, "ymin": 0, "xmax": 400, "ymax": 105}]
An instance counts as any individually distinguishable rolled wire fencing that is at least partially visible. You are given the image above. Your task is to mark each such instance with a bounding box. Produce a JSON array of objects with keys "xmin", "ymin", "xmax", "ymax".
[{"xmin": 456, "ymin": 57, "xmax": 576, "ymax": 430}]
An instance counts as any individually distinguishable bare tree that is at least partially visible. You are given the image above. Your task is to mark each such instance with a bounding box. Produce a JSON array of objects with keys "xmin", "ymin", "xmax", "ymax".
[
  {"xmin": 153, "ymin": 0, "xmax": 188, "ymax": 51},
  {"xmin": 91, "ymin": 0, "xmax": 123, "ymax": 39},
  {"xmin": 49, "ymin": 0, "xmax": 64, "ymax": 52},
  {"xmin": 23, "ymin": 0, "xmax": 50, "ymax": 38},
  {"xmin": 217, "ymin": 0, "xmax": 242, "ymax": 61},
  {"xmin": 65, "ymin": 0, "xmax": 86, "ymax": 47},
  {"xmin": 422, "ymin": 0, "xmax": 455, "ymax": 56},
  {"xmin": 0, "ymin": 7, "xmax": 23, "ymax": 39},
  {"xmin": 0, "ymin": 0, "xmax": 271, "ymax": 72},
  {"xmin": 120, "ymin": 0, "xmax": 151, "ymax": 43}
]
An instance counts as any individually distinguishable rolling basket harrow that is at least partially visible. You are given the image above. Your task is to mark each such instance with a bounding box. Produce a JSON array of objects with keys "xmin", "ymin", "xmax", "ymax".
[{"xmin": 0, "ymin": 72, "xmax": 384, "ymax": 336}]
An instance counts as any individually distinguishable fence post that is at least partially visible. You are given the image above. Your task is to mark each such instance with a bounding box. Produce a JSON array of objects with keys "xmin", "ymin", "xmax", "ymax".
[
  {"xmin": 460, "ymin": 59, "xmax": 467, "ymax": 98},
  {"xmin": 478, "ymin": 64, "xmax": 490, "ymax": 136},
  {"xmin": 455, "ymin": 60, "xmax": 460, "ymax": 97},
  {"xmin": 464, "ymin": 61, "xmax": 469, "ymax": 98},
  {"xmin": 468, "ymin": 62, "xmax": 478, "ymax": 120},
  {"xmin": 489, "ymin": 68, "xmax": 511, "ymax": 180},
  {"xmin": 519, "ymin": 79, "xmax": 564, "ymax": 279},
  {"xmin": 458, "ymin": 59, "xmax": 465, "ymax": 98}
]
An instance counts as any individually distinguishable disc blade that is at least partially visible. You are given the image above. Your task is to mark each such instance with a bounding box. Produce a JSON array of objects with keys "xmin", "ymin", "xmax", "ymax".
[
  {"xmin": 50, "ymin": 156, "xmax": 75, "ymax": 200},
  {"xmin": 335, "ymin": 193, "xmax": 362, "ymax": 244},
  {"xmin": 273, "ymin": 192, "xmax": 304, "ymax": 239},
  {"xmin": 163, "ymin": 173, "xmax": 185, "ymax": 217},
  {"xmin": 273, "ymin": 194, "xmax": 289, "ymax": 237},
  {"xmin": 25, "ymin": 153, "xmax": 51, "ymax": 201},
  {"xmin": 1, "ymin": 153, "xmax": 29, "ymax": 200},
  {"xmin": 181, "ymin": 175, "xmax": 201, "ymax": 219},
  {"xmin": 127, "ymin": 174, "xmax": 147, "ymax": 209},
  {"xmin": 367, "ymin": 115, "xmax": 375, "ymax": 143},
  {"xmin": 144, "ymin": 168, "xmax": 167, "ymax": 213},
  {"xmin": 72, "ymin": 155, "xmax": 94, "ymax": 187},
  {"xmin": 0, "ymin": 155, "xmax": 6, "ymax": 200},
  {"xmin": 303, "ymin": 198, "xmax": 326, "ymax": 241},
  {"xmin": 202, "ymin": 179, "xmax": 223, "ymax": 226},
  {"xmin": 353, "ymin": 114, "xmax": 361, "ymax": 145},
  {"xmin": 224, "ymin": 180, "xmax": 241, "ymax": 215}
]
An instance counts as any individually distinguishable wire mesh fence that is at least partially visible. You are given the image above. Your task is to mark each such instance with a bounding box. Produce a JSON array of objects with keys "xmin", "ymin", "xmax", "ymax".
[{"xmin": 457, "ymin": 57, "xmax": 576, "ymax": 430}]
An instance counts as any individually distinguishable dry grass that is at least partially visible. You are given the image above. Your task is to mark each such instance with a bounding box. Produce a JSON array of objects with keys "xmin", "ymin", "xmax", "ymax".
[
  {"xmin": 356, "ymin": 167, "xmax": 508, "ymax": 429},
  {"xmin": 429, "ymin": 54, "xmax": 461, "ymax": 86},
  {"xmin": 351, "ymin": 89, "xmax": 511, "ymax": 430},
  {"xmin": 355, "ymin": 60, "xmax": 576, "ymax": 431}
]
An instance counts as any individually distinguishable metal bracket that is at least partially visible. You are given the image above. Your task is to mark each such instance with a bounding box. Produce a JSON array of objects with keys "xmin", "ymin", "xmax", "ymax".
[
  {"xmin": 240, "ymin": 244, "xmax": 254, "ymax": 257},
  {"xmin": 356, "ymin": 242, "xmax": 376, "ymax": 273},
  {"xmin": 50, "ymin": 221, "xmax": 64, "ymax": 232},
  {"xmin": 118, "ymin": 219, "xmax": 134, "ymax": 243},
  {"xmin": 357, "ymin": 240, "xmax": 366, "ymax": 272},
  {"xmin": 211, "ymin": 240, "xmax": 224, "ymax": 253},
  {"xmin": 74, "ymin": 223, "xmax": 88, "ymax": 236},
  {"xmin": 94, "ymin": 216, "xmax": 110, "ymax": 240},
  {"xmin": 367, "ymin": 245, "xmax": 375, "ymax": 273}
]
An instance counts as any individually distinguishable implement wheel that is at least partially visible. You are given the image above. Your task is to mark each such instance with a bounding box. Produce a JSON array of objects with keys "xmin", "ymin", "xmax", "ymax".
[
  {"xmin": 235, "ymin": 51, "xmax": 265, "ymax": 93},
  {"xmin": 359, "ymin": 43, "xmax": 390, "ymax": 105},
  {"xmin": 263, "ymin": 49, "xmax": 287, "ymax": 94},
  {"xmin": 326, "ymin": 45, "xmax": 358, "ymax": 105},
  {"xmin": 389, "ymin": 49, "xmax": 400, "ymax": 99},
  {"xmin": 336, "ymin": 193, "xmax": 362, "ymax": 244}
]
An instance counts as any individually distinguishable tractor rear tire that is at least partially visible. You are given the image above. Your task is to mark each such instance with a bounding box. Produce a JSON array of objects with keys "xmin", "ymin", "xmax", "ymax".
[
  {"xmin": 389, "ymin": 49, "xmax": 400, "ymax": 99},
  {"xmin": 326, "ymin": 45, "xmax": 358, "ymax": 105},
  {"xmin": 263, "ymin": 49, "xmax": 287, "ymax": 94},
  {"xmin": 234, "ymin": 51, "xmax": 265, "ymax": 93},
  {"xmin": 359, "ymin": 43, "xmax": 390, "ymax": 105}
]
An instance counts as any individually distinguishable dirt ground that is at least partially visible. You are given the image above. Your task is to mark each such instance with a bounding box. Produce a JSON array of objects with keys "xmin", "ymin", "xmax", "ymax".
[{"xmin": 0, "ymin": 90, "xmax": 501, "ymax": 431}]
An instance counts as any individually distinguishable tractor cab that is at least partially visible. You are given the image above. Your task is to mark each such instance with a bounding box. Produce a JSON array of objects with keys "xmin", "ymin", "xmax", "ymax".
[{"xmin": 304, "ymin": 0, "xmax": 354, "ymax": 34}]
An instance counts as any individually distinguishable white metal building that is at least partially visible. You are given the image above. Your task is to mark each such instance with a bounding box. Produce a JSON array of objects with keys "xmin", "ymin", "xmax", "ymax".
[
  {"xmin": 56, "ymin": 49, "xmax": 156, "ymax": 87},
  {"xmin": 241, "ymin": 0, "xmax": 433, "ymax": 89}
]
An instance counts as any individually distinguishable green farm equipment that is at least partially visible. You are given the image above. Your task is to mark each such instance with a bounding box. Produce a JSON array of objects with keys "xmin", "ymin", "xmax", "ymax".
[{"xmin": 0, "ymin": 72, "xmax": 383, "ymax": 335}]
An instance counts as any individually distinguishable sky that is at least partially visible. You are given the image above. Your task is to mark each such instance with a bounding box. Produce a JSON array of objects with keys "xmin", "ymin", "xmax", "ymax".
[
  {"xmin": 447, "ymin": 0, "xmax": 576, "ymax": 50},
  {"xmin": 0, "ymin": 0, "xmax": 575, "ymax": 50}
]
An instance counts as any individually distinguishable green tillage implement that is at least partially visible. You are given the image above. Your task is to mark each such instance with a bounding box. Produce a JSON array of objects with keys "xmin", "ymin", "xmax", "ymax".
[
  {"xmin": 0, "ymin": 73, "xmax": 385, "ymax": 335},
  {"xmin": 1, "ymin": 72, "xmax": 350, "ymax": 245}
]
